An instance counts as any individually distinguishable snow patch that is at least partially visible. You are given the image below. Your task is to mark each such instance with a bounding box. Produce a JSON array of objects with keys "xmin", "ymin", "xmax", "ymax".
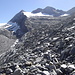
[
  {"xmin": 23, "ymin": 12, "xmax": 50, "ymax": 17},
  {"xmin": 61, "ymin": 64, "xmax": 75, "ymax": 69},
  {"xmin": 73, "ymin": 18, "xmax": 75, "ymax": 20},
  {"xmin": 61, "ymin": 64, "xmax": 67, "ymax": 68},
  {"xmin": 0, "ymin": 23, "xmax": 7, "ymax": 28},
  {"xmin": 68, "ymin": 44, "xmax": 73, "ymax": 47},
  {"xmin": 67, "ymin": 26, "xmax": 75, "ymax": 30},
  {"xmin": 53, "ymin": 37, "xmax": 59, "ymax": 41},
  {"xmin": 68, "ymin": 64, "xmax": 75, "ymax": 69},
  {"xmin": 61, "ymin": 14, "xmax": 69, "ymax": 17},
  {"xmin": 43, "ymin": 71, "xmax": 50, "ymax": 75},
  {"xmin": 65, "ymin": 37, "xmax": 73, "ymax": 41},
  {"xmin": 6, "ymin": 22, "xmax": 20, "ymax": 32},
  {"xmin": 11, "ymin": 39, "xmax": 19, "ymax": 48},
  {"xmin": 0, "ymin": 22, "xmax": 20, "ymax": 33}
]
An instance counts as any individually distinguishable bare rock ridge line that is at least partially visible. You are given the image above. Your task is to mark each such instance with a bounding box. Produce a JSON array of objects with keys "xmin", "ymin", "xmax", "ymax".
[{"xmin": 32, "ymin": 6, "xmax": 75, "ymax": 16}]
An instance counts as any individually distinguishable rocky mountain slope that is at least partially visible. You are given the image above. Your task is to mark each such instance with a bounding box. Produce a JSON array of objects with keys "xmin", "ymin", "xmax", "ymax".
[
  {"xmin": 0, "ymin": 10, "xmax": 75, "ymax": 75},
  {"xmin": 67, "ymin": 7, "xmax": 75, "ymax": 14}
]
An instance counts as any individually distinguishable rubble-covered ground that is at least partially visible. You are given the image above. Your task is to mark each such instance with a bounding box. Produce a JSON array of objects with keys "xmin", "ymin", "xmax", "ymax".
[{"xmin": 0, "ymin": 15, "xmax": 75, "ymax": 75}]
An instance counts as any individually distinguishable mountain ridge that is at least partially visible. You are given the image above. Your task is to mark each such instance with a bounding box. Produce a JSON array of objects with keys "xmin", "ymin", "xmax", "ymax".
[{"xmin": 32, "ymin": 6, "xmax": 75, "ymax": 16}]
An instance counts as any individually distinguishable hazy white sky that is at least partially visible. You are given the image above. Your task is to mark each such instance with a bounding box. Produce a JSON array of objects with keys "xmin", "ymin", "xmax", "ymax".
[{"xmin": 0, "ymin": 0, "xmax": 75, "ymax": 22}]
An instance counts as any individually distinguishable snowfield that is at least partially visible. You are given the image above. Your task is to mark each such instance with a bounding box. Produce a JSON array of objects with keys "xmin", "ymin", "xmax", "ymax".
[
  {"xmin": 60, "ymin": 14, "xmax": 69, "ymax": 17},
  {"xmin": 23, "ymin": 12, "xmax": 51, "ymax": 17},
  {"xmin": 0, "ymin": 23, "xmax": 7, "ymax": 28}
]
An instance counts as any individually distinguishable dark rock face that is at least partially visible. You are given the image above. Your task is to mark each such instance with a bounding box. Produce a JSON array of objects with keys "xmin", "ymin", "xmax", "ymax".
[
  {"xmin": 32, "ymin": 6, "xmax": 66, "ymax": 17},
  {"xmin": 12, "ymin": 70, "xmax": 23, "ymax": 75},
  {"xmin": 9, "ymin": 10, "xmax": 26, "ymax": 25},
  {"xmin": 9, "ymin": 10, "xmax": 28, "ymax": 38},
  {"xmin": 32, "ymin": 8, "xmax": 43, "ymax": 13},
  {"xmin": 1, "ymin": 11, "xmax": 75, "ymax": 75}
]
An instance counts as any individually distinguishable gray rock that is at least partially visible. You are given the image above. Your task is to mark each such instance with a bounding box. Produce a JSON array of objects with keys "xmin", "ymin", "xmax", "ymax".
[
  {"xmin": 6, "ymin": 68, "xmax": 13, "ymax": 74},
  {"xmin": 43, "ymin": 54, "xmax": 50, "ymax": 60},
  {"xmin": 70, "ymin": 71, "xmax": 75, "ymax": 75},
  {"xmin": 25, "ymin": 61, "xmax": 32, "ymax": 66},
  {"xmin": 12, "ymin": 70, "xmax": 23, "ymax": 75},
  {"xmin": 35, "ymin": 57, "xmax": 43, "ymax": 63}
]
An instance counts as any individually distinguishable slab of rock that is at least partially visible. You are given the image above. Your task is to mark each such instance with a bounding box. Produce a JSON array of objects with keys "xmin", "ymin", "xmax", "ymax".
[{"xmin": 12, "ymin": 70, "xmax": 23, "ymax": 75}]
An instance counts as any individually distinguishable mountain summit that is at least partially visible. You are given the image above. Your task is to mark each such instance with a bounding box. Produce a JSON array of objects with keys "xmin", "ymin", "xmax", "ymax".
[
  {"xmin": 32, "ymin": 6, "xmax": 66, "ymax": 17},
  {"xmin": 9, "ymin": 10, "xmax": 27, "ymax": 25},
  {"xmin": 7, "ymin": 10, "xmax": 28, "ymax": 38}
]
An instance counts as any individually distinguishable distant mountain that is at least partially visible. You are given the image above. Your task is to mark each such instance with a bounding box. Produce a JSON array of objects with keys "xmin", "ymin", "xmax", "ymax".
[
  {"xmin": 32, "ymin": 6, "xmax": 66, "ymax": 17},
  {"xmin": 67, "ymin": 7, "xmax": 75, "ymax": 14},
  {"xmin": 32, "ymin": 6, "xmax": 75, "ymax": 16}
]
